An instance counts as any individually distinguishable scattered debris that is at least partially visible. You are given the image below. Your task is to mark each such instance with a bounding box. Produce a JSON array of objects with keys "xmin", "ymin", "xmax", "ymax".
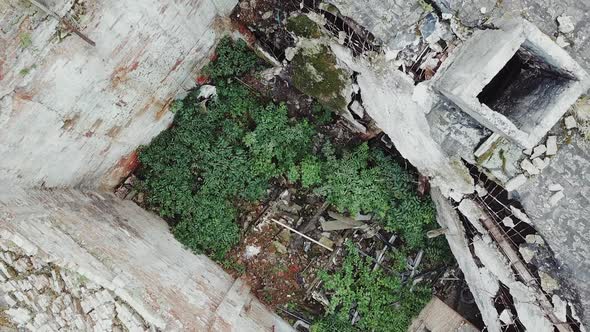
[
  {"xmin": 502, "ymin": 217, "xmax": 515, "ymax": 228},
  {"xmin": 525, "ymin": 234, "xmax": 545, "ymax": 245},
  {"xmin": 556, "ymin": 35, "xmax": 570, "ymax": 48},
  {"xmin": 557, "ymin": 15, "xmax": 575, "ymax": 34},
  {"xmin": 475, "ymin": 184, "xmax": 488, "ymax": 197},
  {"xmin": 499, "ymin": 309, "xmax": 514, "ymax": 325},
  {"xmin": 548, "ymin": 184, "xmax": 564, "ymax": 192},
  {"xmin": 548, "ymin": 191, "xmax": 565, "ymax": 206},
  {"xmin": 546, "ymin": 136, "xmax": 558, "ymax": 156},
  {"xmin": 197, "ymin": 85, "xmax": 217, "ymax": 99},
  {"xmin": 510, "ymin": 205, "xmax": 532, "ymax": 224},
  {"xmin": 519, "ymin": 245, "xmax": 535, "ymax": 263},
  {"xmin": 539, "ymin": 271, "xmax": 559, "ymax": 293},
  {"xmin": 530, "ymin": 145, "xmax": 547, "ymax": 159},
  {"xmin": 505, "ymin": 174, "xmax": 527, "ymax": 191},
  {"xmin": 564, "ymin": 115, "xmax": 577, "ymax": 129},
  {"xmin": 320, "ymin": 218, "xmax": 364, "ymax": 231},
  {"xmin": 244, "ymin": 245, "xmax": 261, "ymax": 259},
  {"xmin": 521, "ymin": 159, "xmax": 540, "ymax": 175},
  {"xmin": 532, "ymin": 158, "xmax": 547, "ymax": 170}
]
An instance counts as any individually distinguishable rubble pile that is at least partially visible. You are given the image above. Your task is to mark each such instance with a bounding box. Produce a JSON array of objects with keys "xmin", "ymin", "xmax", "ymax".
[{"xmin": 0, "ymin": 241, "xmax": 150, "ymax": 331}]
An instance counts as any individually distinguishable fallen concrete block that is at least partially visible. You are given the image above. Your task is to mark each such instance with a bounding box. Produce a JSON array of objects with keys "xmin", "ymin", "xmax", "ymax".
[
  {"xmin": 546, "ymin": 136, "xmax": 558, "ymax": 155},
  {"xmin": 549, "ymin": 191, "xmax": 565, "ymax": 206},
  {"xmin": 530, "ymin": 145, "xmax": 547, "ymax": 159},
  {"xmin": 565, "ymin": 115, "xmax": 577, "ymax": 129},
  {"xmin": 505, "ymin": 174, "xmax": 527, "ymax": 191},
  {"xmin": 521, "ymin": 159, "xmax": 540, "ymax": 175}
]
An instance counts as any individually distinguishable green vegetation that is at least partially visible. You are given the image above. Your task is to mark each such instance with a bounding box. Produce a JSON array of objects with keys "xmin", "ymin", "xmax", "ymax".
[
  {"xmin": 137, "ymin": 36, "xmax": 450, "ymax": 331},
  {"xmin": 286, "ymin": 15, "xmax": 321, "ymax": 39},
  {"xmin": 139, "ymin": 36, "xmax": 438, "ymax": 258},
  {"xmin": 292, "ymin": 46, "xmax": 348, "ymax": 111},
  {"xmin": 19, "ymin": 64, "xmax": 36, "ymax": 76},
  {"xmin": 417, "ymin": 0, "xmax": 434, "ymax": 12},
  {"xmin": 313, "ymin": 241, "xmax": 432, "ymax": 332},
  {"xmin": 19, "ymin": 32, "xmax": 32, "ymax": 48},
  {"xmin": 202, "ymin": 37, "xmax": 260, "ymax": 81}
]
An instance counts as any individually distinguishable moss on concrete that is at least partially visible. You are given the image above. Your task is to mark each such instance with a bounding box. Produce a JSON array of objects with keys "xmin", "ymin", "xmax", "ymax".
[
  {"xmin": 286, "ymin": 15, "xmax": 321, "ymax": 39},
  {"xmin": 291, "ymin": 46, "xmax": 347, "ymax": 111}
]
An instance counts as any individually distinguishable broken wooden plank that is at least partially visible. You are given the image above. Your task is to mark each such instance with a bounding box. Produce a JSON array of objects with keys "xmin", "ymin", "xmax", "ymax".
[
  {"xmin": 270, "ymin": 218, "xmax": 333, "ymax": 251},
  {"xmin": 320, "ymin": 218, "xmax": 365, "ymax": 231},
  {"xmin": 27, "ymin": 0, "xmax": 96, "ymax": 47},
  {"xmin": 409, "ymin": 297, "xmax": 479, "ymax": 332}
]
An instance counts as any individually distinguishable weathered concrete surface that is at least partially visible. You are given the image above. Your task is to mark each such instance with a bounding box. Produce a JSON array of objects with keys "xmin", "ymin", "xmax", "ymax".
[
  {"xmin": 0, "ymin": 187, "xmax": 293, "ymax": 331},
  {"xmin": 0, "ymin": 0, "xmax": 235, "ymax": 189},
  {"xmin": 516, "ymin": 128, "xmax": 590, "ymax": 328},
  {"xmin": 325, "ymin": 0, "xmax": 425, "ymax": 49},
  {"xmin": 431, "ymin": 189, "xmax": 502, "ymax": 332}
]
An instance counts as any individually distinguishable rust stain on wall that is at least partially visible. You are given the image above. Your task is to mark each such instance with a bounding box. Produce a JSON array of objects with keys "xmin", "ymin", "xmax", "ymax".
[
  {"xmin": 154, "ymin": 98, "xmax": 173, "ymax": 120},
  {"xmin": 61, "ymin": 114, "xmax": 81, "ymax": 131},
  {"xmin": 111, "ymin": 60, "xmax": 141, "ymax": 88},
  {"xmin": 106, "ymin": 126, "xmax": 122, "ymax": 138},
  {"xmin": 116, "ymin": 151, "xmax": 140, "ymax": 174},
  {"xmin": 160, "ymin": 57, "xmax": 184, "ymax": 83}
]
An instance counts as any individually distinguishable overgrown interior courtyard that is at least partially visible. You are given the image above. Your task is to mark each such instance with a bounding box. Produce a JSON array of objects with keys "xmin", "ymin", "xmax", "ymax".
[{"xmin": 115, "ymin": 31, "xmax": 477, "ymax": 331}]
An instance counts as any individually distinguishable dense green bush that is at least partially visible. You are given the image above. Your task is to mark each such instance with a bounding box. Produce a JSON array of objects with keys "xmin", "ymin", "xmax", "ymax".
[
  {"xmin": 315, "ymin": 241, "xmax": 431, "ymax": 332},
  {"xmin": 202, "ymin": 37, "xmax": 260, "ymax": 80}
]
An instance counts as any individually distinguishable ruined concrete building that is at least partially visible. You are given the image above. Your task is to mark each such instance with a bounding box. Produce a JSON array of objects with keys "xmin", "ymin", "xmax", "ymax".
[{"xmin": 1, "ymin": 0, "xmax": 590, "ymax": 331}]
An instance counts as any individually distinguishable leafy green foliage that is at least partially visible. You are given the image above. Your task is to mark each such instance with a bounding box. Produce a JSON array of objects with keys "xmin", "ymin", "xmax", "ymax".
[
  {"xmin": 286, "ymin": 15, "xmax": 321, "ymax": 38},
  {"xmin": 202, "ymin": 36, "xmax": 260, "ymax": 81},
  {"xmin": 317, "ymin": 241, "xmax": 431, "ymax": 332},
  {"xmin": 308, "ymin": 143, "xmax": 437, "ymax": 249},
  {"xmin": 19, "ymin": 33, "xmax": 32, "ymax": 48},
  {"xmin": 311, "ymin": 314, "xmax": 358, "ymax": 332}
]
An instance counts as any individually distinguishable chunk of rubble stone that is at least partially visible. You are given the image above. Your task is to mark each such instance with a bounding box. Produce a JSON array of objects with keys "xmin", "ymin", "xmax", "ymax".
[
  {"xmin": 539, "ymin": 271, "xmax": 559, "ymax": 293},
  {"xmin": 273, "ymin": 241, "xmax": 287, "ymax": 254},
  {"xmin": 521, "ymin": 159, "xmax": 540, "ymax": 175},
  {"xmin": 523, "ymin": 148, "xmax": 532, "ymax": 156},
  {"xmin": 565, "ymin": 115, "xmax": 577, "ymax": 129},
  {"xmin": 502, "ymin": 217, "xmax": 515, "ymax": 227},
  {"xmin": 197, "ymin": 85, "xmax": 217, "ymax": 99},
  {"xmin": 475, "ymin": 184, "xmax": 488, "ymax": 197},
  {"xmin": 530, "ymin": 145, "xmax": 547, "ymax": 159},
  {"xmin": 505, "ymin": 174, "xmax": 527, "ymax": 191},
  {"xmin": 349, "ymin": 100, "xmax": 365, "ymax": 117},
  {"xmin": 557, "ymin": 15, "xmax": 575, "ymax": 34},
  {"xmin": 243, "ymin": 245, "xmax": 260, "ymax": 259},
  {"xmin": 549, "ymin": 191, "xmax": 565, "ymax": 206},
  {"xmin": 510, "ymin": 206, "xmax": 531, "ymax": 224},
  {"xmin": 519, "ymin": 245, "xmax": 535, "ymax": 263},
  {"xmin": 546, "ymin": 136, "xmax": 557, "ymax": 155},
  {"xmin": 552, "ymin": 295, "xmax": 568, "ymax": 322},
  {"xmin": 318, "ymin": 237, "xmax": 334, "ymax": 250},
  {"xmin": 556, "ymin": 35, "xmax": 570, "ymax": 48},
  {"xmin": 532, "ymin": 158, "xmax": 546, "ymax": 170},
  {"xmin": 548, "ymin": 183, "xmax": 564, "ymax": 192},
  {"xmin": 526, "ymin": 234, "xmax": 545, "ymax": 245},
  {"xmin": 499, "ymin": 309, "xmax": 514, "ymax": 324}
]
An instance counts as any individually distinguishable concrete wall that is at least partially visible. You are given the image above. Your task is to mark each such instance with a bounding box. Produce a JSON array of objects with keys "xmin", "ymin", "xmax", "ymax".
[
  {"xmin": 0, "ymin": 0, "xmax": 234, "ymax": 189},
  {"xmin": 0, "ymin": 187, "xmax": 292, "ymax": 331}
]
